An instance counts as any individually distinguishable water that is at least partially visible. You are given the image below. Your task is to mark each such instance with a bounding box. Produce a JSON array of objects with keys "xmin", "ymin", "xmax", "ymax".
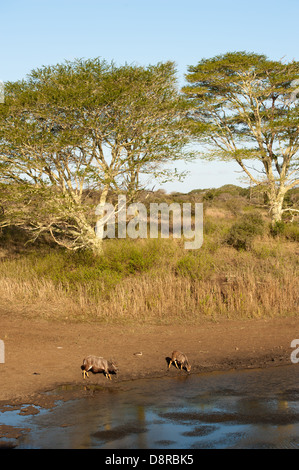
[{"xmin": 1, "ymin": 365, "xmax": 299, "ymax": 449}]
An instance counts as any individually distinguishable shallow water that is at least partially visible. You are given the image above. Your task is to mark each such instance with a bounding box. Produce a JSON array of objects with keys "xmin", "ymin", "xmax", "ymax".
[{"xmin": 1, "ymin": 365, "xmax": 299, "ymax": 449}]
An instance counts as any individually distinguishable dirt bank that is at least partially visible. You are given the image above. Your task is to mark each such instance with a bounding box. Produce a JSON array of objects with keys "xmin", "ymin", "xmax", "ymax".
[{"xmin": 0, "ymin": 310, "xmax": 298, "ymax": 408}]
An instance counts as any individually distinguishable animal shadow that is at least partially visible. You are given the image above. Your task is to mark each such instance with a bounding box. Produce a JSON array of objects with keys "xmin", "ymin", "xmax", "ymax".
[
  {"xmin": 80, "ymin": 363, "xmax": 118, "ymax": 379},
  {"xmin": 165, "ymin": 356, "xmax": 172, "ymax": 368}
]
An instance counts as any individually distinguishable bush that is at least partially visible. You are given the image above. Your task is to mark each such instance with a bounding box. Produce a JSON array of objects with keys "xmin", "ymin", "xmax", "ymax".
[
  {"xmin": 283, "ymin": 223, "xmax": 299, "ymax": 242},
  {"xmin": 270, "ymin": 221, "xmax": 299, "ymax": 242},
  {"xmin": 226, "ymin": 212, "xmax": 265, "ymax": 251},
  {"xmin": 175, "ymin": 252, "xmax": 214, "ymax": 280},
  {"xmin": 203, "ymin": 189, "xmax": 219, "ymax": 201},
  {"xmin": 23, "ymin": 239, "xmax": 163, "ymax": 291},
  {"xmin": 270, "ymin": 221, "xmax": 285, "ymax": 237},
  {"xmin": 203, "ymin": 219, "xmax": 218, "ymax": 235}
]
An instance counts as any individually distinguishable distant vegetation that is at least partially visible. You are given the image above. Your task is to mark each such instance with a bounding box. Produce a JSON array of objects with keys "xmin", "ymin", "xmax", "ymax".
[
  {"xmin": 183, "ymin": 52, "xmax": 299, "ymax": 226},
  {"xmin": 1, "ymin": 53, "xmax": 298, "ymax": 324},
  {"xmin": 0, "ymin": 184, "xmax": 298, "ymax": 324},
  {"xmin": 2, "ymin": 52, "xmax": 299, "ymax": 257}
]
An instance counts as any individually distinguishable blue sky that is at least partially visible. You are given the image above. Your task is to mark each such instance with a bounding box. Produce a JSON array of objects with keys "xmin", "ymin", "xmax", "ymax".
[{"xmin": 1, "ymin": 0, "xmax": 299, "ymax": 192}]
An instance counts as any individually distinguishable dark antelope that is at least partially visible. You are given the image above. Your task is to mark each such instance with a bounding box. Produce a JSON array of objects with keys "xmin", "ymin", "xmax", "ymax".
[
  {"xmin": 82, "ymin": 355, "xmax": 118, "ymax": 380},
  {"xmin": 168, "ymin": 350, "xmax": 191, "ymax": 372}
]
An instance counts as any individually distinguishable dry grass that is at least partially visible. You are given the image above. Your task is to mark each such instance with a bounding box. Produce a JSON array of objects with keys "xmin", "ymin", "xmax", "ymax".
[
  {"xmin": 0, "ymin": 232, "xmax": 298, "ymax": 324},
  {"xmin": 204, "ymin": 208, "xmax": 233, "ymax": 219}
]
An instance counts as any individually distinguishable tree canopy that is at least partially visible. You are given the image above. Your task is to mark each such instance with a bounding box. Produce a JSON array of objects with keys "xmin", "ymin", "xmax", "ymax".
[
  {"xmin": 183, "ymin": 51, "xmax": 299, "ymax": 223},
  {"xmin": 0, "ymin": 58, "xmax": 192, "ymax": 253}
]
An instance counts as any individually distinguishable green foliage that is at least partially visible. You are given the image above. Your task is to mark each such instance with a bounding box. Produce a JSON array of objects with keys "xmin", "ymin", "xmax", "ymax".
[
  {"xmin": 102, "ymin": 239, "xmax": 162, "ymax": 275},
  {"xmin": 203, "ymin": 189, "xmax": 219, "ymax": 201},
  {"xmin": 183, "ymin": 51, "xmax": 299, "ymax": 225},
  {"xmin": 203, "ymin": 219, "xmax": 217, "ymax": 235},
  {"xmin": 253, "ymin": 245, "xmax": 278, "ymax": 260},
  {"xmin": 8, "ymin": 239, "xmax": 166, "ymax": 296},
  {"xmin": 0, "ymin": 59, "xmax": 193, "ymax": 252},
  {"xmin": 270, "ymin": 221, "xmax": 286, "ymax": 237},
  {"xmin": 1, "ymin": 210, "xmax": 298, "ymax": 322},
  {"xmin": 270, "ymin": 221, "xmax": 299, "ymax": 242},
  {"xmin": 226, "ymin": 212, "xmax": 265, "ymax": 251},
  {"xmin": 175, "ymin": 251, "xmax": 214, "ymax": 280},
  {"xmin": 283, "ymin": 223, "xmax": 299, "ymax": 242}
]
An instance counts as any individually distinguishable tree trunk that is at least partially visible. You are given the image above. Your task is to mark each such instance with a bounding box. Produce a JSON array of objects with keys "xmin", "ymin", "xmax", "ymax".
[
  {"xmin": 75, "ymin": 216, "xmax": 104, "ymax": 256},
  {"xmin": 89, "ymin": 232, "xmax": 104, "ymax": 256},
  {"xmin": 268, "ymin": 191, "xmax": 285, "ymax": 226}
]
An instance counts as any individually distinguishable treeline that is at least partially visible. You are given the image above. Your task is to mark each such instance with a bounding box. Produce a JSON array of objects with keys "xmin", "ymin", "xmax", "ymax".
[
  {"xmin": 1, "ymin": 184, "xmax": 298, "ymax": 252},
  {"xmin": 0, "ymin": 52, "xmax": 299, "ymax": 255}
]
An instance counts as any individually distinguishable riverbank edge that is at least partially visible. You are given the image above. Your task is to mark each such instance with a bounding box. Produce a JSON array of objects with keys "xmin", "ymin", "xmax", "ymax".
[
  {"xmin": 0, "ymin": 345, "xmax": 294, "ymax": 413},
  {"xmin": 0, "ymin": 314, "xmax": 297, "ymax": 412}
]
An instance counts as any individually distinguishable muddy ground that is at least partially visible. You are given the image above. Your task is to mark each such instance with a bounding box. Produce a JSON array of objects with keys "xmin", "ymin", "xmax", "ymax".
[{"xmin": 0, "ymin": 308, "xmax": 298, "ymax": 412}]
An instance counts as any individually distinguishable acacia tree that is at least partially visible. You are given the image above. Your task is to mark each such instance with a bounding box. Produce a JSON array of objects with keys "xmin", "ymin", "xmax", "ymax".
[
  {"xmin": 183, "ymin": 52, "xmax": 299, "ymax": 224},
  {"xmin": 0, "ymin": 59, "xmax": 191, "ymax": 253}
]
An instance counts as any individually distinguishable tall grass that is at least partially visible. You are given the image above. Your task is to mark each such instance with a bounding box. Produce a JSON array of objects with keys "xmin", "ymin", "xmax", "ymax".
[{"xmin": 0, "ymin": 224, "xmax": 298, "ymax": 323}]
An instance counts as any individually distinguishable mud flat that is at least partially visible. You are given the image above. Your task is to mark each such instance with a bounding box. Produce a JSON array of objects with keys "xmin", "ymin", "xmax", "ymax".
[{"xmin": 0, "ymin": 312, "xmax": 298, "ymax": 409}]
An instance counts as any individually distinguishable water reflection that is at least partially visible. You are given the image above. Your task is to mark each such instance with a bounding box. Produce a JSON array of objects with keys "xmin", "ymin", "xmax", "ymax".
[{"xmin": 1, "ymin": 365, "xmax": 299, "ymax": 448}]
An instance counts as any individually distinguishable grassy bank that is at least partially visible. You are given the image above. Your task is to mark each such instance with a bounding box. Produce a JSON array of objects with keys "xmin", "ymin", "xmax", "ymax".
[{"xmin": 0, "ymin": 197, "xmax": 298, "ymax": 323}]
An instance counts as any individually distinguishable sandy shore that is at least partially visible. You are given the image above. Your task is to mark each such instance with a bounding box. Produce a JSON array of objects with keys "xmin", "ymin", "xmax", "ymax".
[{"xmin": 0, "ymin": 310, "xmax": 298, "ymax": 409}]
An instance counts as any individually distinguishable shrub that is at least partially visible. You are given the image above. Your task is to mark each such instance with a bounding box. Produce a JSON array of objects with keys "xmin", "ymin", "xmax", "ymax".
[
  {"xmin": 269, "ymin": 220, "xmax": 299, "ymax": 242},
  {"xmin": 270, "ymin": 221, "xmax": 285, "ymax": 237},
  {"xmin": 226, "ymin": 213, "xmax": 265, "ymax": 251},
  {"xmin": 203, "ymin": 189, "xmax": 218, "ymax": 201},
  {"xmin": 283, "ymin": 223, "xmax": 299, "ymax": 242},
  {"xmin": 175, "ymin": 252, "xmax": 214, "ymax": 280},
  {"xmin": 203, "ymin": 219, "xmax": 217, "ymax": 235}
]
